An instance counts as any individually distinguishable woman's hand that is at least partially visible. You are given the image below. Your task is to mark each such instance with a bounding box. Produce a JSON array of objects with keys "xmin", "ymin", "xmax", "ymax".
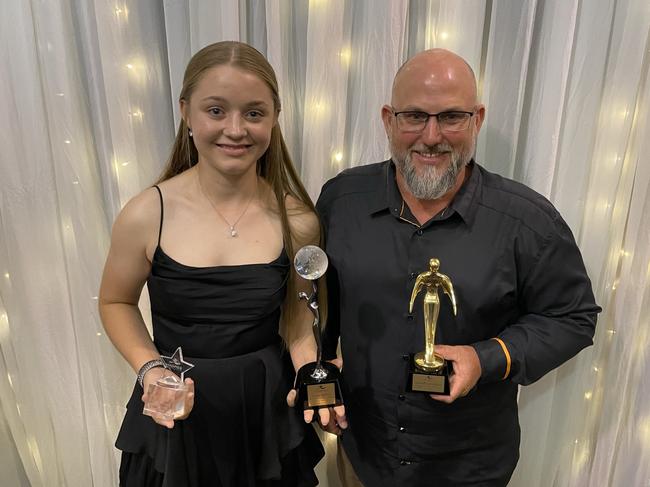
[
  {"xmin": 286, "ymin": 358, "xmax": 348, "ymax": 435},
  {"xmin": 142, "ymin": 367, "xmax": 195, "ymax": 429}
]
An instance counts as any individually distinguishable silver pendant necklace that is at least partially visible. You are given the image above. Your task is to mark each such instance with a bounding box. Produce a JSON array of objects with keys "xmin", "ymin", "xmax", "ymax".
[{"xmin": 201, "ymin": 179, "xmax": 257, "ymax": 238}]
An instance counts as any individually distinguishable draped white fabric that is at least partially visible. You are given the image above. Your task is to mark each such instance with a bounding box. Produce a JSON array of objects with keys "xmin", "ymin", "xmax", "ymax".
[{"xmin": 0, "ymin": 1, "xmax": 648, "ymax": 486}]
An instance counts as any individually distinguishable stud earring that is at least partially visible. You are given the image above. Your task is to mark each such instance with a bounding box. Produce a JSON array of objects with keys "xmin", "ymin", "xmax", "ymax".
[{"xmin": 188, "ymin": 128, "xmax": 193, "ymax": 137}]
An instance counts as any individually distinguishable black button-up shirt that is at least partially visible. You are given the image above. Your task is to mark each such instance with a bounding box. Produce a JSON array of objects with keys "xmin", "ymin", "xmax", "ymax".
[{"xmin": 316, "ymin": 160, "xmax": 600, "ymax": 487}]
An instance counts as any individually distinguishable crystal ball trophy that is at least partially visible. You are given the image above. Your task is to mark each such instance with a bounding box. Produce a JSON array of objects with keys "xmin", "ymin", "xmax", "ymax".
[
  {"xmin": 143, "ymin": 347, "xmax": 194, "ymax": 421},
  {"xmin": 407, "ymin": 258, "xmax": 457, "ymax": 395},
  {"xmin": 293, "ymin": 245, "xmax": 343, "ymax": 409}
]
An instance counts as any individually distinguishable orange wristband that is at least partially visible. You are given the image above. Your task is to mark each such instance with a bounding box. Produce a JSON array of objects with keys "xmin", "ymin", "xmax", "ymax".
[{"xmin": 492, "ymin": 337, "xmax": 511, "ymax": 380}]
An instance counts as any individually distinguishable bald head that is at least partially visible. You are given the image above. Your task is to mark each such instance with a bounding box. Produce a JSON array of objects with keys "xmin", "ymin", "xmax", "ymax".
[{"xmin": 392, "ymin": 49, "xmax": 478, "ymax": 107}]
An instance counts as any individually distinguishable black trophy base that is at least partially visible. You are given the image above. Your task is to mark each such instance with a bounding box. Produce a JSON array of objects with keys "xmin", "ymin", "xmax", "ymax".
[
  {"xmin": 296, "ymin": 361, "xmax": 343, "ymax": 409},
  {"xmin": 407, "ymin": 353, "xmax": 451, "ymax": 395}
]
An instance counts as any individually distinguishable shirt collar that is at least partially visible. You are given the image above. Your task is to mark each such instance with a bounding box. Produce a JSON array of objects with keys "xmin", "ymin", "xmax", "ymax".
[{"xmin": 370, "ymin": 158, "xmax": 482, "ymax": 226}]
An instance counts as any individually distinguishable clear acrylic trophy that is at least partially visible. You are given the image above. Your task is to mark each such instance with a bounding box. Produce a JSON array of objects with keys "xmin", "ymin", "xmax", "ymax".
[{"xmin": 143, "ymin": 347, "xmax": 195, "ymax": 421}]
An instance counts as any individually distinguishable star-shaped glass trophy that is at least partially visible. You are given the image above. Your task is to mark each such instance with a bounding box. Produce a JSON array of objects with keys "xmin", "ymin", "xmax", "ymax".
[{"xmin": 142, "ymin": 347, "xmax": 194, "ymax": 421}]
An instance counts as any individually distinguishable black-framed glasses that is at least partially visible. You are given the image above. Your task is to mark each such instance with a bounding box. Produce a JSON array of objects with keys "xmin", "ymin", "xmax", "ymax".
[{"xmin": 391, "ymin": 108, "xmax": 475, "ymax": 133}]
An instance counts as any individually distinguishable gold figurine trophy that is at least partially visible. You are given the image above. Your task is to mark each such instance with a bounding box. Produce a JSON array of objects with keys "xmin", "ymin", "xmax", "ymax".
[{"xmin": 407, "ymin": 258, "xmax": 457, "ymax": 394}]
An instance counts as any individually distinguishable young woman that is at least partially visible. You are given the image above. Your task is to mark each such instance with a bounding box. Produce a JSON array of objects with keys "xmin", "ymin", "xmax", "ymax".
[{"xmin": 99, "ymin": 41, "xmax": 325, "ymax": 486}]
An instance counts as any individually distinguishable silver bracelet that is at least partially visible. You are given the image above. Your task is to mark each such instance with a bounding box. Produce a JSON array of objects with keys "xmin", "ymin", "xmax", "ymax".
[{"xmin": 137, "ymin": 359, "xmax": 166, "ymax": 388}]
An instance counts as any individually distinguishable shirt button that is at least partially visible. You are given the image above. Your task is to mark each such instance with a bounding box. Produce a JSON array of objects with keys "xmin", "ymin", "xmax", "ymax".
[
  {"xmin": 416, "ymin": 229, "xmax": 423, "ymax": 236},
  {"xmin": 398, "ymin": 394, "xmax": 406, "ymax": 401},
  {"xmin": 406, "ymin": 313, "xmax": 414, "ymax": 321},
  {"xmin": 402, "ymin": 354, "xmax": 409, "ymax": 361},
  {"xmin": 399, "ymin": 426, "xmax": 406, "ymax": 432}
]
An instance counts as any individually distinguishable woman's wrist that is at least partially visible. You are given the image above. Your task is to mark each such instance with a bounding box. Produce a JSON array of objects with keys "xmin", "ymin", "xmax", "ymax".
[{"xmin": 137, "ymin": 358, "xmax": 166, "ymax": 387}]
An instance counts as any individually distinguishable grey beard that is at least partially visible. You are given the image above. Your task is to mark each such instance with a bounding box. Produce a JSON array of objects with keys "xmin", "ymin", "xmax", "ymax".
[{"xmin": 394, "ymin": 143, "xmax": 472, "ymax": 200}]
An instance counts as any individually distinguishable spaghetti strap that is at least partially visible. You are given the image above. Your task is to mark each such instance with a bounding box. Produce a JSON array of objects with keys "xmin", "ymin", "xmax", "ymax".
[{"xmin": 153, "ymin": 185, "xmax": 163, "ymax": 247}]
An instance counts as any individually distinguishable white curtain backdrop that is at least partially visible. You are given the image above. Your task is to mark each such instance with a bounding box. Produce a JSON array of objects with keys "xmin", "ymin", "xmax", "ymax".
[{"xmin": 0, "ymin": 1, "xmax": 648, "ymax": 486}]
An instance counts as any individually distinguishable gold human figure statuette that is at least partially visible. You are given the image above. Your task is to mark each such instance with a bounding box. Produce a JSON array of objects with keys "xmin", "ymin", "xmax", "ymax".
[{"xmin": 409, "ymin": 258, "xmax": 457, "ymax": 371}]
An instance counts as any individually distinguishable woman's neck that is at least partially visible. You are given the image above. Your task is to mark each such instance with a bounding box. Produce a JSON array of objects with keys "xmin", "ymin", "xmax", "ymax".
[{"xmin": 194, "ymin": 162, "xmax": 259, "ymax": 205}]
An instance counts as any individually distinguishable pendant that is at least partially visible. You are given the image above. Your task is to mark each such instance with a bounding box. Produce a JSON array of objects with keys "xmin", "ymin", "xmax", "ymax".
[{"xmin": 230, "ymin": 227, "xmax": 238, "ymax": 237}]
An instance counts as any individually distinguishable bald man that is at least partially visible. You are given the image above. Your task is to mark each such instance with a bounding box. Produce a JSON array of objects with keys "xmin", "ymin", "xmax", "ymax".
[{"xmin": 315, "ymin": 49, "xmax": 600, "ymax": 486}]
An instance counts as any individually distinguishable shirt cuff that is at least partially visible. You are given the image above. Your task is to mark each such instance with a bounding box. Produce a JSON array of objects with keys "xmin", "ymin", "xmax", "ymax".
[{"xmin": 471, "ymin": 338, "xmax": 512, "ymax": 382}]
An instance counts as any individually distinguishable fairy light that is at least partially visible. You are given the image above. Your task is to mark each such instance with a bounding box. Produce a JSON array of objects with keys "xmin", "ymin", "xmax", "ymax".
[
  {"xmin": 7, "ymin": 373, "xmax": 13, "ymax": 388},
  {"xmin": 573, "ymin": 440, "xmax": 591, "ymax": 471},
  {"xmin": 639, "ymin": 416, "xmax": 650, "ymax": 449},
  {"xmin": 114, "ymin": 5, "xmax": 129, "ymax": 19},
  {"xmin": 0, "ymin": 313, "xmax": 8, "ymax": 341},
  {"xmin": 584, "ymin": 391, "xmax": 593, "ymax": 400},
  {"xmin": 126, "ymin": 63, "xmax": 134, "ymax": 70},
  {"xmin": 440, "ymin": 31, "xmax": 449, "ymax": 40},
  {"xmin": 72, "ymin": 180, "xmax": 79, "ymax": 185},
  {"xmin": 27, "ymin": 437, "xmax": 43, "ymax": 474},
  {"xmin": 593, "ymin": 366, "xmax": 599, "ymax": 372},
  {"xmin": 619, "ymin": 107, "xmax": 629, "ymax": 120},
  {"xmin": 339, "ymin": 47, "xmax": 351, "ymax": 65},
  {"xmin": 4, "ymin": 273, "xmax": 9, "ymax": 279},
  {"xmin": 96, "ymin": 332, "xmax": 102, "ymax": 336},
  {"xmin": 56, "ymin": 92, "xmax": 64, "ymax": 97},
  {"xmin": 64, "ymin": 140, "xmax": 71, "ymax": 144},
  {"xmin": 333, "ymin": 151, "xmax": 343, "ymax": 163},
  {"xmin": 311, "ymin": 100, "xmax": 328, "ymax": 117},
  {"xmin": 121, "ymin": 161, "xmax": 130, "ymax": 167}
]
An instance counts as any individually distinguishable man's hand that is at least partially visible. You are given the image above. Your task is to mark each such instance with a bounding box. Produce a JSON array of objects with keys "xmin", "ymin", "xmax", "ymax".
[
  {"xmin": 430, "ymin": 345, "xmax": 481, "ymax": 404},
  {"xmin": 286, "ymin": 358, "xmax": 348, "ymax": 435}
]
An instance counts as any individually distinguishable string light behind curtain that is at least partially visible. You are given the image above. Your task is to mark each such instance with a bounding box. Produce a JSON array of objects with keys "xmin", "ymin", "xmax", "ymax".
[{"xmin": 0, "ymin": 1, "xmax": 648, "ymax": 486}]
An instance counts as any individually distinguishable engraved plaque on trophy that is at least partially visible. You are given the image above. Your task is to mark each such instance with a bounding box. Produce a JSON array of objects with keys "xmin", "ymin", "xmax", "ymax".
[
  {"xmin": 293, "ymin": 245, "xmax": 343, "ymax": 409},
  {"xmin": 407, "ymin": 258, "xmax": 457, "ymax": 395},
  {"xmin": 143, "ymin": 347, "xmax": 194, "ymax": 420}
]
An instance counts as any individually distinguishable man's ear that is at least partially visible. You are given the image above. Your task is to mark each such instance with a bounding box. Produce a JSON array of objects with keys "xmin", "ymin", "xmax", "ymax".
[{"xmin": 381, "ymin": 105, "xmax": 393, "ymax": 140}]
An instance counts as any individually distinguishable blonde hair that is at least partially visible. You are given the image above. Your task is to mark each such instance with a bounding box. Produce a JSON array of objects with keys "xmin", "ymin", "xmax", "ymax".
[{"xmin": 157, "ymin": 41, "xmax": 319, "ymax": 341}]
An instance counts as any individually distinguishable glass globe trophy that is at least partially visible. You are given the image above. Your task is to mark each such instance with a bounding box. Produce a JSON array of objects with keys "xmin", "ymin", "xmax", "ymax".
[
  {"xmin": 143, "ymin": 347, "xmax": 194, "ymax": 421},
  {"xmin": 293, "ymin": 245, "xmax": 343, "ymax": 409}
]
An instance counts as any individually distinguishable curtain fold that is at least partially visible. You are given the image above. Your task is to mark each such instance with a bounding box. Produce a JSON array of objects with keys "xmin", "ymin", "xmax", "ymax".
[{"xmin": 0, "ymin": 1, "xmax": 648, "ymax": 486}]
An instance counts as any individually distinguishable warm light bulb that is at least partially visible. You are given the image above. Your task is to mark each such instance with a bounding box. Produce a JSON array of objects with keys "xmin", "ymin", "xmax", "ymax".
[
  {"xmin": 339, "ymin": 48, "xmax": 351, "ymax": 65},
  {"xmin": 584, "ymin": 391, "xmax": 592, "ymax": 400},
  {"xmin": 440, "ymin": 31, "xmax": 449, "ymax": 40},
  {"xmin": 333, "ymin": 151, "xmax": 343, "ymax": 162},
  {"xmin": 96, "ymin": 332, "xmax": 102, "ymax": 336}
]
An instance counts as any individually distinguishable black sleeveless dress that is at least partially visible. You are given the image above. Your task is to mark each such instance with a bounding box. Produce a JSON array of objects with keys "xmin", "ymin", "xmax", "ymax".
[{"xmin": 115, "ymin": 187, "xmax": 324, "ymax": 486}]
